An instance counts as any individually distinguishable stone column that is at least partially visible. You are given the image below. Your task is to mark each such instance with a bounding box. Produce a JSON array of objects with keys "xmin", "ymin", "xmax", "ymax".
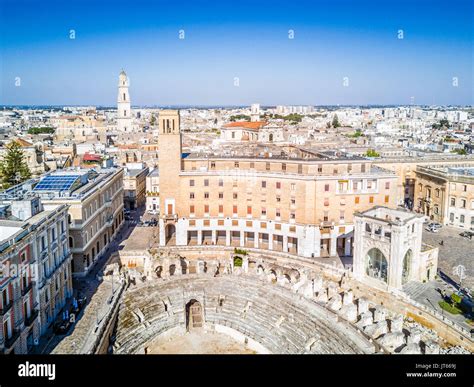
[
  {"xmin": 330, "ymin": 230, "xmax": 338, "ymax": 257},
  {"xmin": 283, "ymin": 235, "xmax": 288, "ymax": 252},
  {"xmin": 197, "ymin": 230, "xmax": 202, "ymax": 245},
  {"xmin": 268, "ymin": 233, "xmax": 273, "ymax": 250},
  {"xmin": 226, "ymin": 230, "xmax": 231, "ymax": 246},
  {"xmin": 313, "ymin": 227, "xmax": 321, "ymax": 257},
  {"xmin": 211, "ymin": 229, "xmax": 217, "ymax": 245},
  {"xmin": 254, "ymin": 233, "xmax": 259, "ymax": 248},
  {"xmin": 240, "ymin": 231, "xmax": 245, "ymax": 247},
  {"xmin": 159, "ymin": 218, "xmax": 166, "ymax": 246}
]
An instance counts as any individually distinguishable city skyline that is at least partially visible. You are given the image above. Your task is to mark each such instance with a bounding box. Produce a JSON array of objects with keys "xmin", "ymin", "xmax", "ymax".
[{"xmin": 0, "ymin": 0, "xmax": 473, "ymax": 106}]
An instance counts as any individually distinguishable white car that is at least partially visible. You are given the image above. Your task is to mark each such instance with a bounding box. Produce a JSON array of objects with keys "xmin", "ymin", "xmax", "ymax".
[{"xmin": 147, "ymin": 209, "xmax": 159, "ymax": 215}]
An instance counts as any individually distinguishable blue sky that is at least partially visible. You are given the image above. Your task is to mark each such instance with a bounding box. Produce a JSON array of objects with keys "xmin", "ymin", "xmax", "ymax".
[{"xmin": 0, "ymin": 0, "xmax": 472, "ymax": 106}]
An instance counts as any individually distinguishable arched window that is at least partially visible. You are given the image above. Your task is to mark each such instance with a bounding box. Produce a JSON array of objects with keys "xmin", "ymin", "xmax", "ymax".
[
  {"xmin": 365, "ymin": 248, "xmax": 388, "ymax": 283},
  {"xmin": 402, "ymin": 249, "xmax": 412, "ymax": 284}
]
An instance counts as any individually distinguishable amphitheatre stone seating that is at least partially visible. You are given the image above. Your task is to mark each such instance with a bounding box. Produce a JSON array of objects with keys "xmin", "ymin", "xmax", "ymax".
[{"xmin": 114, "ymin": 274, "xmax": 376, "ymax": 354}]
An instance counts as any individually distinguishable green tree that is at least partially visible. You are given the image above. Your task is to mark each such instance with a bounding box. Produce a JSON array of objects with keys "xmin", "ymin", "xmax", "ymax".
[
  {"xmin": 365, "ymin": 149, "xmax": 380, "ymax": 158},
  {"xmin": 332, "ymin": 114, "xmax": 340, "ymax": 128},
  {"xmin": 0, "ymin": 141, "xmax": 32, "ymax": 189}
]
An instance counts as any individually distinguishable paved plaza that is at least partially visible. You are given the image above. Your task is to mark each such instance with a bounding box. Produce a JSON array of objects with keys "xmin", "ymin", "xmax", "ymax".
[{"xmin": 422, "ymin": 227, "xmax": 474, "ymax": 290}]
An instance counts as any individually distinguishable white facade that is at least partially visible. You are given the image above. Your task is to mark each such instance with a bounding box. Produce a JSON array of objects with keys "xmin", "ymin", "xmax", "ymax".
[
  {"xmin": 353, "ymin": 207, "xmax": 438, "ymax": 290},
  {"xmin": 117, "ymin": 70, "xmax": 132, "ymax": 132}
]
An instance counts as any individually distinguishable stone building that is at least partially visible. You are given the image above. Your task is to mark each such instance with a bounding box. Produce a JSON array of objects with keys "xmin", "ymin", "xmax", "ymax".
[
  {"xmin": 158, "ymin": 110, "xmax": 399, "ymax": 258},
  {"xmin": 220, "ymin": 121, "xmax": 284, "ymax": 143},
  {"xmin": 145, "ymin": 168, "xmax": 160, "ymax": 212},
  {"xmin": 24, "ymin": 168, "xmax": 125, "ymax": 276},
  {"xmin": 0, "ymin": 194, "xmax": 73, "ymax": 353},
  {"xmin": 353, "ymin": 206, "xmax": 438, "ymax": 290},
  {"xmin": 123, "ymin": 165, "xmax": 149, "ymax": 210},
  {"xmin": 414, "ymin": 165, "xmax": 474, "ymax": 229}
]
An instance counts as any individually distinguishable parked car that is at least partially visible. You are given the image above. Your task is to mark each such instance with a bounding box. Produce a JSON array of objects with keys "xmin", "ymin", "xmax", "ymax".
[
  {"xmin": 425, "ymin": 225, "xmax": 439, "ymax": 233},
  {"xmin": 428, "ymin": 222, "xmax": 442, "ymax": 229},
  {"xmin": 53, "ymin": 319, "xmax": 71, "ymax": 335},
  {"xmin": 147, "ymin": 209, "xmax": 159, "ymax": 215},
  {"xmin": 459, "ymin": 231, "xmax": 474, "ymax": 239}
]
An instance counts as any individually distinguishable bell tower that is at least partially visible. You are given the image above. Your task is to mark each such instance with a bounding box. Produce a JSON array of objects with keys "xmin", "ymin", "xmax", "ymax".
[
  {"xmin": 117, "ymin": 70, "xmax": 132, "ymax": 132},
  {"xmin": 158, "ymin": 110, "xmax": 182, "ymax": 246}
]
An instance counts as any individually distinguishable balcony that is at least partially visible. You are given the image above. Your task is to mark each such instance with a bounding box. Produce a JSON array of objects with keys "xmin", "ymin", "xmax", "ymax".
[
  {"xmin": 0, "ymin": 301, "xmax": 13, "ymax": 316},
  {"xmin": 25, "ymin": 310, "xmax": 39, "ymax": 327},
  {"xmin": 21, "ymin": 282, "xmax": 33, "ymax": 296},
  {"xmin": 104, "ymin": 198, "xmax": 113, "ymax": 208},
  {"xmin": 4, "ymin": 329, "xmax": 20, "ymax": 349},
  {"xmin": 106, "ymin": 215, "xmax": 114, "ymax": 226}
]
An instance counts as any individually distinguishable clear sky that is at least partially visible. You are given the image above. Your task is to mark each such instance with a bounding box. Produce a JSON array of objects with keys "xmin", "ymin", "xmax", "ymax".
[{"xmin": 0, "ymin": 0, "xmax": 472, "ymax": 106}]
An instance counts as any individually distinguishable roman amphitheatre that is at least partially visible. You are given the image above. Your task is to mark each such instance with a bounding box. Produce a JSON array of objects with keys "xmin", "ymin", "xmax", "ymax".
[
  {"xmin": 86, "ymin": 244, "xmax": 470, "ymax": 355},
  {"xmin": 52, "ymin": 223, "xmax": 472, "ymax": 356}
]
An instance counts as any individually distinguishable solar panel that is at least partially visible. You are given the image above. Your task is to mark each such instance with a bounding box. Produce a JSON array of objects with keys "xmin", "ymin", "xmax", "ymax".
[{"xmin": 34, "ymin": 175, "xmax": 81, "ymax": 192}]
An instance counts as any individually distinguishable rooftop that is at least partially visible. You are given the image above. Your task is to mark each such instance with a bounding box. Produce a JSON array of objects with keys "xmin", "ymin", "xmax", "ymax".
[
  {"xmin": 223, "ymin": 121, "xmax": 267, "ymax": 130},
  {"xmin": 357, "ymin": 206, "xmax": 422, "ymax": 225}
]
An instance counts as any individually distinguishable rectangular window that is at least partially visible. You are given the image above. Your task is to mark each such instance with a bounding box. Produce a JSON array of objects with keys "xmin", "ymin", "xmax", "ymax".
[
  {"xmin": 204, "ymin": 179, "xmax": 209, "ymax": 187},
  {"xmin": 282, "ymin": 163, "xmax": 286, "ymax": 171},
  {"xmin": 355, "ymin": 196, "xmax": 360, "ymax": 204},
  {"xmin": 290, "ymin": 212, "xmax": 295, "ymax": 219},
  {"xmin": 234, "ymin": 162, "xmax": 239, "ymax": 168},
  {"xmin": 324, "ymin": 184, "xmax": 330, "ymax": 192},
  {"xmin": 233, "ymin": 205, "xmax": 238, "ymax": 214},
  {"xmin": 261, "ymin": 208, "xmax": 266, "ymax": 216},
  {"xmin": 218, "ymin": 192, "xmax": 223, "ymax": 199},
  {"xmin": 291, "ymin": 183, "xmax": 296, "ymax": 191},
  {"xmin": 298, "ymin": 164, "xmax": 303, "ymax": 174},
  {"xmin": 261, "ymin": 181, "xmax": 266, "ymax": 188},
  {"xmin": 189, "ymin": 179, "xmax": 195, "ymax": 187},
  {"xmin": 385, "ymin": 182, "xmax": 390, "ymax": 190},
  {"xmin": 266, "ymin": 163, "xmax": 270, "ymax": 171},
  {"xmin": 233, "ymin": 193, "xmax": 238, "ymax": 199},
  {"xmin": 218, "ymin": 179, "xmax": 224, "ymax": 187},
  {"xmin": 218, "ymin": 205, "xmax": 223, "ymax": 213},
  {"xmin": 276, "ymin": 196, "xmax": 281, "ymax": 202},
  {"xmin": 369, "ymin": 196, "xmax": 374, "ymax": 204},
  {"xmin": 339, "ymin": 211, "xmax": 345, "ymax": 221},
  {"xmin": 247, "ymin": 206, "xmax": 252, "ymax": 215},
  {"xmin": 211, "ymin": 162, "xmax": 216, "ymax": 169},
  {"xmin": 189, "ymin": 193, "xmax": 195, "ymax": 199},
  {"xmin": 384, "ymin": 195, "xmax": 389, "ymax": 203},
  {"xmin": 204, "ymin": 192, "xmax": 209, "ymax": 199},
  {"xmin": 318, "ymin": 165, "xmax": 322, "ymax": 173},
  {"xmin": 204, "ymin": 205, "xmax": 209, "ymax": 213},
  {"xmin": 250, "ymin": 162, "xmax": 255, "ymax": 169},
  {"xmin": 276, "ymin": 209, "xmax": 281, "ymax": 217},
  {"xmin": 276, "ymin": 182, "xmax": 281, "ymax": 189},
  {"xmin": 190, "ymin": 205, "xmax": 195, "ymax": 214}
]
